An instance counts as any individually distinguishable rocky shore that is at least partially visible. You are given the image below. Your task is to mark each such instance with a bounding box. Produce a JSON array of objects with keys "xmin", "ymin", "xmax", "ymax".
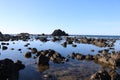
[{"xmin": 0, "ymin": 30, "xmax": 120, "ymax": 80}]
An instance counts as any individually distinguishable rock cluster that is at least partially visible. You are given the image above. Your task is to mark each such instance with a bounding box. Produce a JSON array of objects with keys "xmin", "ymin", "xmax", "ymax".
[
  {"xmin": 79, "ymin": 37, "xmax": 115, "ymax": 47},
  {"xmin": 72, "ymin": 49, "xmax": 120, "ymax": 68},
  {"xmin": 0, "ymin": 32, "xmax": 30, "ymax": 41},
  {"xmin": 24, "ymin": 49, "xmax": 67, "ymax": 64},
  {"xmin": 72, "ymin": 52, "xmax": 94, "ymax": 60}
]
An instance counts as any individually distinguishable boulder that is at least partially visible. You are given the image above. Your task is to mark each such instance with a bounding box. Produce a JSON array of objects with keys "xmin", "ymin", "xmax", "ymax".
[
  {"xmin": 37, "ymin": 54, "xmax": 49, "ymax": 65},
  {"xmin": 0, "ymin": 58, "xmax": 25, "ymax": 80},
  {"xmin": 24, "ymin": 52, "xmax": 32, "ymax": 58},
  {"xmin": 2, "ymin": 46, "xmax": 8, "ymax": 50}
]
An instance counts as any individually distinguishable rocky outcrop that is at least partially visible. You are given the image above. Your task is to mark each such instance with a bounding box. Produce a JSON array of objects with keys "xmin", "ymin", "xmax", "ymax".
[
  {"xmin": 51, "ymin": 29, "xmax": 68, "ymax": 36},
  {"xmin": 95, "ymin": 51, "xmax": 120, "ymax": 67},
  {"xmin": 0, "ymin": 58, "xmax": 25, "ymax": 80}
]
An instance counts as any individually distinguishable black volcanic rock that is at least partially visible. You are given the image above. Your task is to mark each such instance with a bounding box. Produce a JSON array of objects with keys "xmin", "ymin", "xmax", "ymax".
[{"xmin": 51, "ymin": 29, "xmax": 68, "ymax": 36}]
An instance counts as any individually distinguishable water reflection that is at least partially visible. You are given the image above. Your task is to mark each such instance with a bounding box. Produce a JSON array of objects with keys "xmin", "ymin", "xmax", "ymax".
[
  {"xmin": 0, "ymin": 36, "xmax": 120, "ymax": 80},
  {"xmin": 37, "ymin": 63, "xmax": 49, "ymax": 72}
]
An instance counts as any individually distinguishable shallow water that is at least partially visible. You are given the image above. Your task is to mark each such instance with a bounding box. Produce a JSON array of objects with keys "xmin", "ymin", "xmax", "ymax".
[{"xmin": 0, "ymin": 36, "xmax": 120, "ymax": 80}]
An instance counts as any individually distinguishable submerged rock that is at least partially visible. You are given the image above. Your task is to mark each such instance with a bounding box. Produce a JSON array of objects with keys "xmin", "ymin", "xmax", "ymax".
[{"xmin": 11, "ymin": 48, "xmax": 14, "ymax": 50}]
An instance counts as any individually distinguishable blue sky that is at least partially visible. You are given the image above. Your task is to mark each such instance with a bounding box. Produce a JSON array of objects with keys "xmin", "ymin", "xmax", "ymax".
[{"xmin": 0, "ymin": 0, "xmax": 120, "ymax": 35}]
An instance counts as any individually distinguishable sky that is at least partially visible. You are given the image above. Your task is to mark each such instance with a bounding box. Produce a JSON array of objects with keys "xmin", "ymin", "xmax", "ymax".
[{"xmin": 0, "ymin": 0, "xmax": 120, "ymax": 35}]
